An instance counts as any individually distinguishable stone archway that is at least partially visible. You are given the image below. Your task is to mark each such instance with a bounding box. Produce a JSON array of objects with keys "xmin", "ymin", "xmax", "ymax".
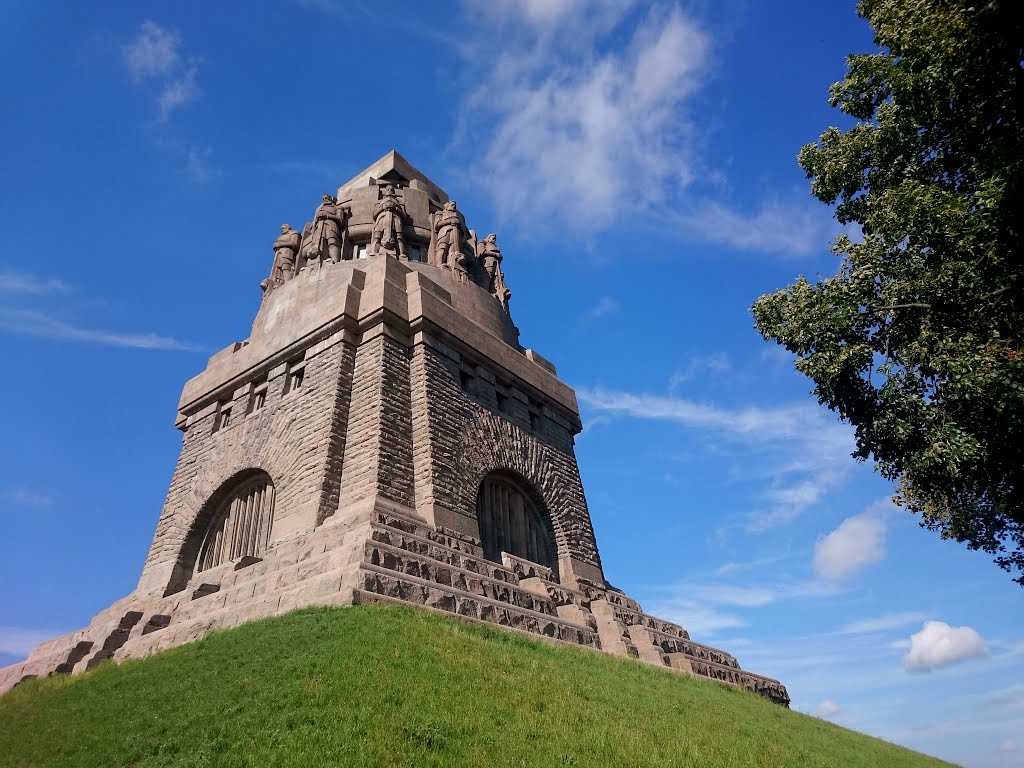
[
  {"xmin": 195, "ymin": 473, "xmax": 276, "ymax": 573},
  {"xmin": 476, "ymin": 471, "xmax": 557, "ymax": 574},
  {"xmin": 163, "ymin": 469, "xmax": 276, "ymax": 595}
]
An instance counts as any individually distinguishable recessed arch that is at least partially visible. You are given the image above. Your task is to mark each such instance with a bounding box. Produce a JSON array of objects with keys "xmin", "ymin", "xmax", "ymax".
[
  {"xmin": 476, "ymin": 470, "xmax": 557, "ymax": 575},
  {"xmin": 196, "ymin": 473, "xmax": 275, "ymax": 573},
  {"xmin": 163, "ymin": 468, "xmax": 276, "ymax": 596}
]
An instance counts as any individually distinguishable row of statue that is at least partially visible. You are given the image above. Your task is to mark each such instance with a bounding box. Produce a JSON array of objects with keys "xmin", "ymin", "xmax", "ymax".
[{"xmin": 262, "ymin": 185, "xmax": 511, "ymax": 313}]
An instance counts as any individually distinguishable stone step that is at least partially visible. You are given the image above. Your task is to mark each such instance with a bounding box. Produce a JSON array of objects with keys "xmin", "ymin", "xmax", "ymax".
[
  {"xmin": 83, "ymin": 611, "xmax": 145, "ymax": 671},
  {"xmin": 358, "ymin": 563, "xmax": 598, "ymax": 648},
  {"xmin": 611, "ymin": 604, "xmax": 689, "ymax": 640},
  {"xmin": 364, "ymin": 540, "xmax": 557, "ymax": 617},
  {"xmin": 369, "ymin": 523, "xmax": 519, "ymax": 584}
]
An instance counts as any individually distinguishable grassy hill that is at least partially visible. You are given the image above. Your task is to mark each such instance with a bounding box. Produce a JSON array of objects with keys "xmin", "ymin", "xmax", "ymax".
[{"xmin": 0, "ymin": 606, "xmax": 955, "ymax": 768}]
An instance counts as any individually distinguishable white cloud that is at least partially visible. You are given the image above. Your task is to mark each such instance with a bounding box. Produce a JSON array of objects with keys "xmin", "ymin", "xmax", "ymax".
[
  {"xmin": 750, "ymin": 471, "xmax": 842, "ymax": 531},
  {"xmin": 903, "ymin": 621, "xmax": 988, "ymax": 674},
  {"xmin": 0, "ymin": 269, "xmax": 71, "ymax": 295},
  {"xmin": 123, "ymin": 21, "xmax": 199, "ymax": 120},
  {"xmin": 183, "ymin": 144, "xmax": 220, "ymax": 183},
  {"xmin": 838, "ymin": 611, "xmax": 928, "ymax": 635},
  {"xmin": 472, "ymin": 6, "xmax": 708, "ymax": 231},
  {"xmin": 1001, "ymin": 739, "xmax": 1017, "ymax": 752},
  {"xmin": 123, "ymin": 20, "xmax": 181, "ymax": 81},
  {"xmin": 647, "ymin": 579, "xmax": 839, "ymax": 638},
  {"xmin": 813, "ymin": 501, "xmax": 890, "ymax": 581},
  {"xmin": 8, "ymin": 488, "xmax": 54, "ymax": 507},
  {"xmin": 584, "ymin": 297, "xmax": 619, "ymax": 322},
  {"xmin": 812, "ymin": 699, "xmax": 842, "ymax": 719},
  {"xmin": 0, "ymin": 626, "xmax": 60, "ymax": 658},
  {"xmin": 576, "ymin": 387, "xmax": 854, "ymax": 530},
  {"xmin": 0, "ymin": 309, "xmax": 199, "ymax": 351},
  {"xmin": 576, "ymin": 388, "xmax": 848, "ymax": 445},
  {"xmin": 668, "ymin": 352, "xmax": 733, "ymax": 389},
  {"xmin": 641, "ymin": 597, "xmax": 746, "ymax": 638},
  {"xmin": 669, "ymin": 199, "xmax": 832, "ymax": 257},
  {"xmin": 158, "ymin": 64, "xmax": 199, "ymax": 121}
]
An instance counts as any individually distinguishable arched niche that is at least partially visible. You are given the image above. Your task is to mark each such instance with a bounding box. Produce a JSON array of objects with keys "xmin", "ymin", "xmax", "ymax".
[
  {"xmin": 476, "ymin": 471, "xmax": 557, "ymax": 575},
  {"xmin": 196, "ymin": 473, "xmax": 276, "ymax": 573},
  {"xmin": 163, "ymin": 469, "xmax": 276, "ymax": 596}
]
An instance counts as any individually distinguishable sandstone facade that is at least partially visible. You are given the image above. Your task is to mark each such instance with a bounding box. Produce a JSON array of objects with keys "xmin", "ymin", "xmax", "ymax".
[{"xmin": 0, "ymin": 152, "xmax": 789, "ymax": 706}]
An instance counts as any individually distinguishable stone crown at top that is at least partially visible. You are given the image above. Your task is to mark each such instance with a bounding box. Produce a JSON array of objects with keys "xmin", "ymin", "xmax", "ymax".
[
  {"xmin": 261, "ymin": 150, "xmax": 511, "ymax": 317},
  {"xmin": 338, "ymin": 150, "xmax": 449, "ymax": 205}
]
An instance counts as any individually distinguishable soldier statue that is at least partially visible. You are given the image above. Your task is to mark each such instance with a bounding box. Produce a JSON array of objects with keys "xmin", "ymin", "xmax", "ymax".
[
  {"xmin": 369, "ymin": 184, "xmax": 408, "ymax": 259},
  {"xmin": 429, "ymin": 200, "xmax": 466, "ymax": 269},
  {"xmin": 477, "ymin": 233, "xmax": 503, "ymax": 292},
  {"xmin": 262, "ymin": 224, "xmax": 301, "ymax": 297},
  {"xmin": 300, "ymin": 194, "xmax": 349, "ymax": 267}
]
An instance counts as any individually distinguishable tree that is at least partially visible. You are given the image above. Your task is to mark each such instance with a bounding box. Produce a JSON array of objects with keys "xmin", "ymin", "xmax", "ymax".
[{"xmin": 751, "ymin": 0, "xmax": 1024, "ymax": 584}]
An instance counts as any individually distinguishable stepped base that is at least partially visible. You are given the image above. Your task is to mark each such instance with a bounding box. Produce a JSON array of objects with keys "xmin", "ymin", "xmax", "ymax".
[{"xmin": 0, "ymin": 502, "xmax": 788, "ymax": 707}]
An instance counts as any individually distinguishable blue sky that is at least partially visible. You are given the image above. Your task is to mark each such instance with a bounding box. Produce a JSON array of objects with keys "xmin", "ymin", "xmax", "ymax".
[{"xmin": 1, "ymin": 2, "xmax": 1021, "ymax": 766}]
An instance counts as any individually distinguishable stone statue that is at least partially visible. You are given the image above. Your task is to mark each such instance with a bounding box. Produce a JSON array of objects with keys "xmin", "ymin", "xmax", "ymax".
[
  {"xmin": 369, "ymin": 184, "xmax": 408, "ymax": 259},
  {"xmin": 495, "ymin": 271, "xmax": 512, "ymax": 314},
  {"xmin": 477, "ymin": 233, "xmax": 510, "ymax": 309},
  {"xmin": 428, "ymin": 200, "xmax": 466, "ymax": 270},
  {"xmin": 267, "ymin": 224, "xmax": 301, "ymax": 291},
  {"xmin": 301, "ymin": 194, "xmax": 349, "ymax": 266},
  {"xmin": 477, "ymin": 233, "xmax": 503, "ymax": 292}
]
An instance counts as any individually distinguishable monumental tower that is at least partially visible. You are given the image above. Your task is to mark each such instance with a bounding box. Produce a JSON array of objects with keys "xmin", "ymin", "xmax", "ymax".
[{"xmin": 0, "ymin": 152, "xmax": 788, "ymax": 705}]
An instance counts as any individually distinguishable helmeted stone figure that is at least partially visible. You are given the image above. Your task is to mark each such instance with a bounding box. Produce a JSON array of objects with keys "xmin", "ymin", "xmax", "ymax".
[
  {"xmin": 369, "ymin": 184, "xmax": 408, "ymax": 259},
  {"xmin": 477, "ymin": 233, "xmax": 503, "ymax": 291},
  {"xmin": 263, "ymin": 224, "xmax": 301, "ymax": 295},
  {"xmin": 301, "ymin": 194, "xmax": 349, "ymax": 266},
  {"xmin": 429, "ymin": 200, "xmax": 467, "ymax": 269}
]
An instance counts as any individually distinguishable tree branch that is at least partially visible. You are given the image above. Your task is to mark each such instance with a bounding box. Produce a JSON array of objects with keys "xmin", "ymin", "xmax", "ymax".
[{"xmin": 872, "ymin": 286, "xmax": 1014, "ymax": 314}]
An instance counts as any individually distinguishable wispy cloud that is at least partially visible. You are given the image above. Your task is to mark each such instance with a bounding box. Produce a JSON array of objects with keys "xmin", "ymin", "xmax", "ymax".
[
  {"xmin": 466, "ymin": 4, "xmax": 708, "ymax": 232},
  {"xmin": 812, "ymin": 699, "xmax": 843, "ymax": 719},
  {"xmin": 579, "ymin": 297, "xmax": 619, "ymax": 326},
  {"xmin": 123, "ymin": 20, "xmax": 200, "ymax": 121},
  {"xmin": 124, "ymin": 20, "xmax": 181, "ymax": 81},
  {"xmin": 646, "ymin": 578, "xmax": 840, "ymax": 638},
  {"xmin": 668, "ymin": 352, "xmax": 733, "ymax": 390},
  {"xmin": 838, "ymin": 611, "xmax": 929, "ymax": 636},
  {"xmin": 0, "ymin": 269, "xmax": 71, "ymax": 296},
  {"xmin": 0, "ymin": 626, "xmax": 61, "ymax": 658},
  {"xmin": 576, "ymin": 386, "xmax": 854, "ymax": 531},
  {"xmin": 665, "ymin": 198, "xmax": 833, "ymax": 257},
  {"xmin": 0, "ymin": 309, "xmax": 199, "ymax": 351},
  {"xmin": 6, "ymin": 488, "xmax": 55, "ymax": 508}
]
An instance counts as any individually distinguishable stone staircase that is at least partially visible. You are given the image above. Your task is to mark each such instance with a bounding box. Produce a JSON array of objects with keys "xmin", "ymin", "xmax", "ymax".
[{"xmin": 0, "ymin": 506, "xmax": 788, "ymax": 707}]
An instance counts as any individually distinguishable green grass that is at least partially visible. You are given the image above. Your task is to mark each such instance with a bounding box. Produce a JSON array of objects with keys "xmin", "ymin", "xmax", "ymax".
[{"xmin": 0, "ymin": 606, "xmax": 955, "ymax": 768}]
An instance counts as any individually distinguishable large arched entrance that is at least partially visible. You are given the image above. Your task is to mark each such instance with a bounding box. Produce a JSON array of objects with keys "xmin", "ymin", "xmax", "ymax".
[
  {"xmin": 195, "ymin": 472, "xmax": 276, "ymax": 573},
  {"xmin": 476, "ymin": 472, "xmax": 557, "ymax": 573}
]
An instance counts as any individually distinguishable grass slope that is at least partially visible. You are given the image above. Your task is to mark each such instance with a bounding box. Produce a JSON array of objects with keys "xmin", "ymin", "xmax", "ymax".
[{"xmin": 0, "ymin": 606, "xmax": 955, "ymax": 768}]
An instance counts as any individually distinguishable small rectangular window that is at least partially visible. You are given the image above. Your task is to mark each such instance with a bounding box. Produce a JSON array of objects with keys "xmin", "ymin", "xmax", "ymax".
[
  {"xmin": 249, "ymin": 380, "xmax": 268, "ymax": 413},
  {"xmin": 496, "ymin": 392, "xmax": 509, "ymax": 413},
  {"xmin": 459, "ymin": 369, "xmax": 472, "ymax": 392},
  {"xmin": 213, "ymin": 399, "xmax": 232, "ymax": 432},
  {"xmin": 410, "ymin": 246, "xmax": 422, "ymax": 262},
  {"xmin": 529, "ymin": 412, "xmax": 541, "ymax": 431},
  {"xmin": 285, "ymin": 360, "xmax": 305, "ymax": 394},
  {"xmin": 357, "ymin": 244, "xmax": 368, "ymax": 259}
]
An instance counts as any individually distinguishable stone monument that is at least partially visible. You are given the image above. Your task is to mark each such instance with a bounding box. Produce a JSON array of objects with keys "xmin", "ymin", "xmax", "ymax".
[{"xmin": 0, "ymin": 151, "xmax": 789, "ymax": 706}]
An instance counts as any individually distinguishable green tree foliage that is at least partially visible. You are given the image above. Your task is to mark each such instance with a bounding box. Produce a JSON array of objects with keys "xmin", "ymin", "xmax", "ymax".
[{"xmin": 752, "ymin": 0, "xmax": 1024, "ymax": 583}]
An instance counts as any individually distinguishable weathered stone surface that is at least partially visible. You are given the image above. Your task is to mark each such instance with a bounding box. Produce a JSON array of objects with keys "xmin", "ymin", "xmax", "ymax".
[{"xmin": 0, "ymin": 151, "xmax": 789, "ymax": 708}]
